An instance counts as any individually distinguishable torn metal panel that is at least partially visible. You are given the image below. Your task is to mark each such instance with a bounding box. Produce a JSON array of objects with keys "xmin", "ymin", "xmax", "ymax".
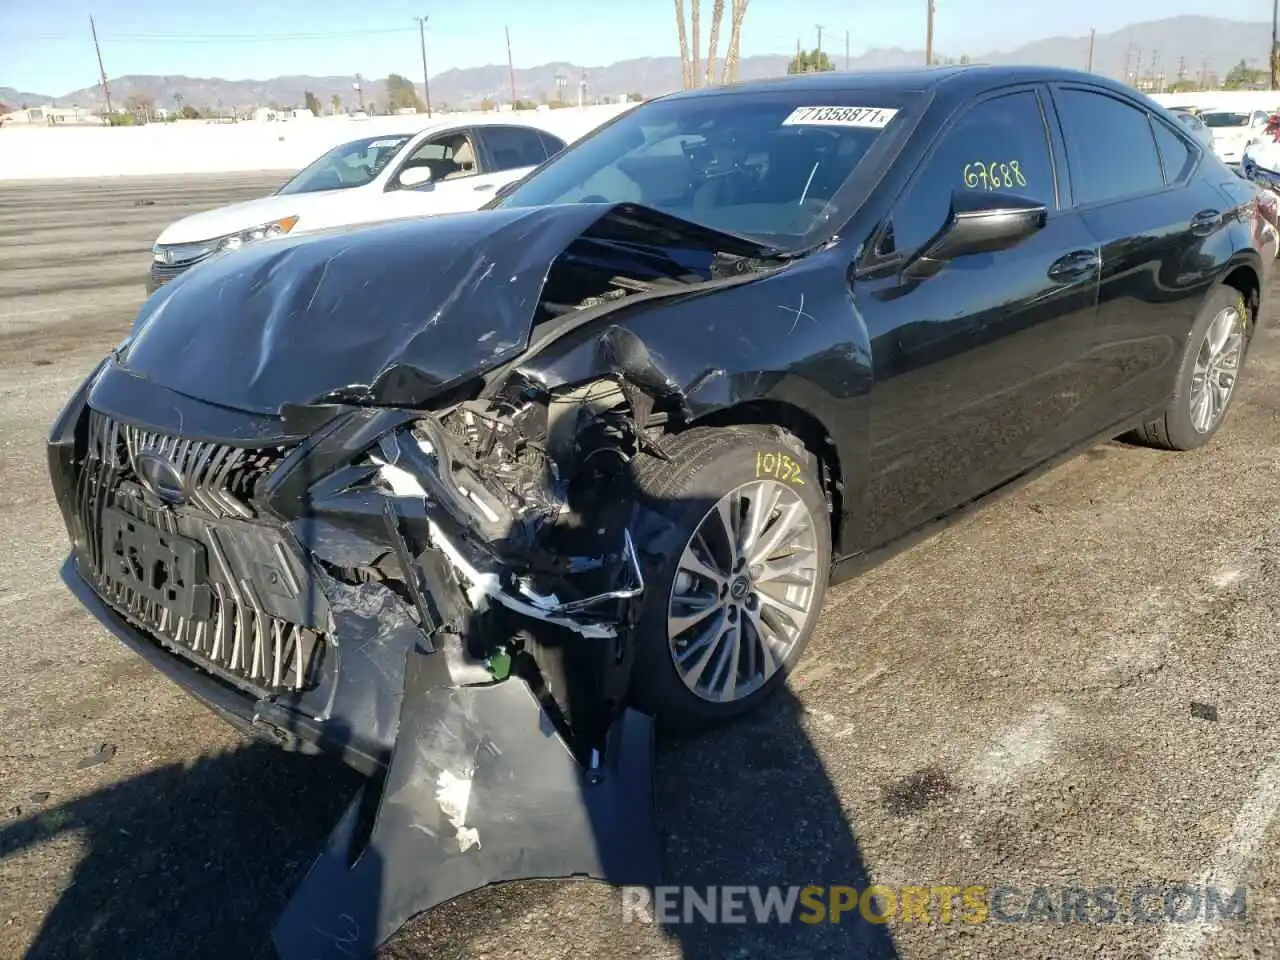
[{"xmin": 272, "ymin": 646, "xmax": 660, "ymax": 960}]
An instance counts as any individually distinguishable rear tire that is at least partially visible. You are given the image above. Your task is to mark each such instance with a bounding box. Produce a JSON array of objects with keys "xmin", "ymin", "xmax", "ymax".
[
  {"xmin": 1128, "ymin": 285, "xmax": 1251, "ymax": 451},
  {"xmin": 628, "ymin": 425, "xmax": 831, "ymax": 732}
]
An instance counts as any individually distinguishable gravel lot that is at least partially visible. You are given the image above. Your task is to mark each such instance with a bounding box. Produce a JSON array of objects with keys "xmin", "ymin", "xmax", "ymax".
[{"xmin": 1, "ymin": 175, "xmax": 1279, "ymax": 960}]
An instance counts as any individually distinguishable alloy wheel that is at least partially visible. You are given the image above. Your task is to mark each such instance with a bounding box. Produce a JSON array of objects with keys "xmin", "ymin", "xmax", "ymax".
[
  {"xmin": 666, "ymin": 480, "xmax": 821, "ymax": 703},
  {"xmin": 1189, "ymin": 304, "xmax": 1246, "ymax": 434}
]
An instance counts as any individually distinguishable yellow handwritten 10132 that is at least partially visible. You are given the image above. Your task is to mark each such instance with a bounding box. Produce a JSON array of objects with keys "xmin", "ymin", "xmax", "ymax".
[
  {"xmin": 962, "ymin": 160, "xmax": 1027, "ymax": 191},
  {"xmin": 756, "ymin": 450, "xmax": 805, "ymax": 485}
]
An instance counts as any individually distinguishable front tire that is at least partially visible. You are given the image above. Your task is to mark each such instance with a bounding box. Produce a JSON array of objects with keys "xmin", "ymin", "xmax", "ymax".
[
  {"xmin": 1129, "ymin": 285, "xmax": 1251, "ymax": 451},
  {"xmin": 629, "ymin": 425, "xmax": 831, "ymax": 731}
]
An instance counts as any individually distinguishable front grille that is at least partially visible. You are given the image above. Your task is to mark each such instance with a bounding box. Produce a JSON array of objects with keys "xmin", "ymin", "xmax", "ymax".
[
  {"xmin": 149, "ymin": 260, "xmax": 200, "ymax": 288},
  {"xmin": 115, "ymin": 419, "xmax": 281, "ymax": 520},
  {"xmin": 76, "ymin": 411, "xmax": 324, "ymax": 693}
]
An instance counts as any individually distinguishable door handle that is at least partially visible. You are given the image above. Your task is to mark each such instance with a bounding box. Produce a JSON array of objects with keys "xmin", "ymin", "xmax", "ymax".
[
  {"xmin": 1190, "ymin": 209, "xmax": 1221, "ymax": 235},
  {"xmin": 1048, "ymin": 250, "xmax": 1101, "ymax": 282},
  {"xmin": 474, "ymin": 183, "xmax": 496, "ymax": 192}
]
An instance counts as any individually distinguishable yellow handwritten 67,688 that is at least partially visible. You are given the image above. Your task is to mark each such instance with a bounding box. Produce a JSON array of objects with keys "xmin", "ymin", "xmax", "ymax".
[{"xmin": 962, "ymin": 160, "xmax": 1027, "ymax": 191}]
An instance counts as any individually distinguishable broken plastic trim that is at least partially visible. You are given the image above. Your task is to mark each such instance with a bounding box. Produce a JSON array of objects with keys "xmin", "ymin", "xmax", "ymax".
[
  {"xmin": 514, "ymin": 528, "xmax": 644, "ymax": 616},
  {"xmin": 371, "ymin": 449, "xmax": 636, "ymax": 640}
]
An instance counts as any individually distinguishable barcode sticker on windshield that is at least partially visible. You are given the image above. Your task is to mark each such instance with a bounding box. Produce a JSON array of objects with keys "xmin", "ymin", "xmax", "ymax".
[{"xmin": 781, "ymin": 106, "xmax": 898, "ymax": 129}]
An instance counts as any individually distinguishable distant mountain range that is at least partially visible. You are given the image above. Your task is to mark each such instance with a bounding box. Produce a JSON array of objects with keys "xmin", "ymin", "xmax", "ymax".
[{"xmin": 2, "ymin": 16, "xmax": 1272, "ymax": 113}]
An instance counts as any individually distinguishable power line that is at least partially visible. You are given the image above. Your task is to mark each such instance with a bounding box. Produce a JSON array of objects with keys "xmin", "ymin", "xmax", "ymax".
[{"xmin": 27, "ymin": 27, "xmax": 418, "ymax": 44}]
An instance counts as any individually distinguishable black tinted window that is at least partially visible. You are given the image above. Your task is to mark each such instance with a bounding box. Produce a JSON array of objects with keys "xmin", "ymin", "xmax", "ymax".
[
  {"xmin": 1152, "ymin": 119, "xmax": 1195, "ymax": 183},
  {"xmin": 891, "ymin": 90, "xmax": 1055, "ymax": 255},
  {"xmin": 539, "ymin": 131, "xmax": 567, "ymax": 158},
  {"xmin": 478, "ymin": 126, "xmax": 550, "ymax": 170},
  {"xmin": 1055, "ymin": 89, "xmax": 1163, "ymax": 204}
]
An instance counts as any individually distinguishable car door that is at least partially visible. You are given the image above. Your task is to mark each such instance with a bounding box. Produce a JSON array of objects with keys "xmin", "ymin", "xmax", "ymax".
[
  {"xmin": 854, "ymin": 85, "xmax": 1101, "ymax": 547},
  {"xmin": 471, "ymin": 125, "xmax": 565, "ymax": 198},
  {"xmin": 379, "ymin": 127, "xmax": 495, "ymax": 218},
  {"xmin": 1048, "ymin": 84, "xmax": 1232, "ymax": 420}
]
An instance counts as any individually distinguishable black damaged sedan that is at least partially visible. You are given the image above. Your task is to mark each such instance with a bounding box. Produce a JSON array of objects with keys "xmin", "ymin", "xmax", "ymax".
[{"xmin": 47, "ymin": 66, "xmax": 1273, "ymax": 956}]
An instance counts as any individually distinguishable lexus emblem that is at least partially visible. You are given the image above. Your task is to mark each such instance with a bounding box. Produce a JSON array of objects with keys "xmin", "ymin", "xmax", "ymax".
[
  {"xmin": 135, "ymin": 451, "xmax": 187, "ymax": 505},
  {"xmin": 163, "ymin": 248, "xmax": 175, "ymax": 265}
]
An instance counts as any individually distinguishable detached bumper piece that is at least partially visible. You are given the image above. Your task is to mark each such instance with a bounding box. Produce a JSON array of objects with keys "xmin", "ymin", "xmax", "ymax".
[{"xmin": 274, "ymin": 640, "xmax": 659, "ymax": 960}]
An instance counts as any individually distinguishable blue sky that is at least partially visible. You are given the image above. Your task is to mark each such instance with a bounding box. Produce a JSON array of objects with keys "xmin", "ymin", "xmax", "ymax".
[{"xmin": 1, "ymin": 0, "xmax": 1272, "ymax": 96}]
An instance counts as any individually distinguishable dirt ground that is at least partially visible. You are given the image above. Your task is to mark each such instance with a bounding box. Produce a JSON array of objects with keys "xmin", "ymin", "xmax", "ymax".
[{"xmin": 1, "ymin": 174, "xmax": 1279, "ymax": 960}]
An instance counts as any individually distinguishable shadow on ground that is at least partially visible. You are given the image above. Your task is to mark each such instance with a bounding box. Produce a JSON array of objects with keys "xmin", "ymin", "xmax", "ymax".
[
  {"xmin": 3, "ymin": 686, "xmax": 897, "ymax": 960},
  {"xmin": 383, "ymin": 687, "xmax": 899, "ymax": 960},
  {"xmin": 1, "ymin": 741, "xmax": 360, "ymax": 960}
]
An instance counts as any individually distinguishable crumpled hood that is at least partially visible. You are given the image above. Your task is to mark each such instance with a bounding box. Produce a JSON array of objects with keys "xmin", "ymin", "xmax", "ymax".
[{"xmin": 119, "ymin": 204, "xmax": 615, "ymax": 414}]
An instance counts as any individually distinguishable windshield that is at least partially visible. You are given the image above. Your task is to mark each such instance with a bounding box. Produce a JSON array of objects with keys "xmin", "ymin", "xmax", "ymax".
[
  {"xmin": 276, "ymin": 134, "xmax": 414, "ymax": 195},
  {"xmin": 1201, "ymin": 112, "xmax": 1250, "ymax": 129},
  {"xmin": 495, "ymin": 91, "xmax": 915, "ymax": 248}
]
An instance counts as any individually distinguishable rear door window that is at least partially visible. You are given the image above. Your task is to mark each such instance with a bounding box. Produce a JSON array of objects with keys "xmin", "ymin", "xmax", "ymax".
[
  {"xmin": 1152, "ymin": 119, "xmax": 1196, "ymax": 184},
  {"xmin": 1054, "ymin": 88, "xmax": 1164, "ymax": 205},
  {"xmin": 476, "ymin": 126, "xmax": 551, "ymax": 171},
  {"xmin": 539, "ymin": 131, "xmax": 567, "ymax": 158}
]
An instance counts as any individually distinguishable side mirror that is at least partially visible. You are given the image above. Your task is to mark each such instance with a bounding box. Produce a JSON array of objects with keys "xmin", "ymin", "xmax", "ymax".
[
  {"xmin": 397, "ymin": 166, "xmax": 434, "ymax": 189},
  {"xmin": 903, "ymin": 190, "xmax": 1047, "ymax": 279}
]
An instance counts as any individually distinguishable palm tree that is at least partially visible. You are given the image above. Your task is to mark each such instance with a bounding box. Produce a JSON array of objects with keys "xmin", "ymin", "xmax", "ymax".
[
  {"xmin": 704, "ymin": 0, "xmax": 726, "ymax": 86},
  {"xmin": 691, "ymin": 0, "xmax": 702, "ymax": 88},
  {"xmin": 674, "ymin": 0, "xmax": 692, "ymax": 89},
  {"xmin": 721, "ymin": 0, "xmax": 750, "ymax": 83}
]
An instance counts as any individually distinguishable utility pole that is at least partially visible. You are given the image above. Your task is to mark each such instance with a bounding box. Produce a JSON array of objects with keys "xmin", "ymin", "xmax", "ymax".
[
  {"xmin": 415, "ymin": 16, "xmax": 432, "ymax": 117},
  {"xmin": 1123, "ymin": 44, "xmax": 1133, "ymax": 84},
  {"xmin": 89, "ymin": 15, "xmax": 113, "ymax": 115},
  {"xmin": 796, "ymin": 36, "xmax": 802, "ymax": 72},
  {"xmin": 925, "ymin": 0, "xmax": 935, "ymax": 67},
  {"xmin": 505, "ymin": 26, "xmax": 517, "ymax": 104},
  {"xmin": 845, "ymin": 29, "xmax": 850, "ymax": 71},
  {"xmin": 1087, "ymin": 27, "xmax": 1095, "ymax": 73},
  {"xmin": 354, "ymin": 74, "xmax": 364, "ymax": 110},
  {"xmin": 816, "ymin": 24, "xmax": 824, "ymax": 70}
]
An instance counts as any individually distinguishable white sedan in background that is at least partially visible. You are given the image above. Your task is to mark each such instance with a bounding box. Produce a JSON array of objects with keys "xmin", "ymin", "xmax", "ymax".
[
  {"xmin": 148, "ymin": 117, "xmax": 581, "ymax": 293},
  {"xmin": 1199, "ymin": 108, "xmax": 1272, "ymax": 167}
]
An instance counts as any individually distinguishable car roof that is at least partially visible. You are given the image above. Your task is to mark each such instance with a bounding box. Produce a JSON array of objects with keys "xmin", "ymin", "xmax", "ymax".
[
  {"xmin": 413, "ymin": 113, "xmax": 566, "ymax": 132},
  {"xmin": 657, "ymin": 63, "xmax": 1142, "ymax": 103}
]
